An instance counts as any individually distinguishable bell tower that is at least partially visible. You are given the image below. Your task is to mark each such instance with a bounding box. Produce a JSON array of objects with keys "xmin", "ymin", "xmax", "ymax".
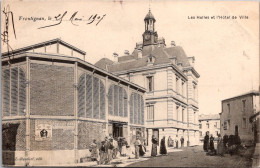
[{"xmin": 142, "ymin": 9, "xmax": 158, "ymax": 46}]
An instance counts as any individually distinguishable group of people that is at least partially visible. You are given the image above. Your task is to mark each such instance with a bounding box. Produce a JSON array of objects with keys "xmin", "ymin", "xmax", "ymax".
[
  {"xmin": 89, "ymin": 136, "xmax": 129, "ymax": 165},
  {"xmin": 203, "ymin": 133, "xmax": 241, "ymax": 156},
  {"xmin": 167, "ymin": 136, "xmax": 185, "ymax": 148}
]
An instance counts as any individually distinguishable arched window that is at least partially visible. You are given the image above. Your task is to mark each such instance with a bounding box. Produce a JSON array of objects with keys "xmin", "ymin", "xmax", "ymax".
[
  {"xmin": 77, "ymin": 73, "xmax": 105, "ymax": 120},
  {"xmin": 2, "ymin": 67, "xmax": 26, "ymax": 116},
  {"xmin": 130, "ymin": 92, "xmax": 144, "ymax": 125},
  {"xmin": 108, "ymin": 84, "xmax": 128, "ymax": 117}
]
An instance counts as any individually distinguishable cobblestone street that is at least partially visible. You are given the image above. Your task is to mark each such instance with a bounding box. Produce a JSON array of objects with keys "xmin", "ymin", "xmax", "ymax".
[{"xmin": 124, "ymin": 145, "xmax": 254, "ymax": 167}]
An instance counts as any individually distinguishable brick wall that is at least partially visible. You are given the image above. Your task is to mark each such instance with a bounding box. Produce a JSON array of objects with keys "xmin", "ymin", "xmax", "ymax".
[
  {"xmin": 30, "ymin": 119, "xmax": 74, "ymax": 151},
  {"xmin": 78, "ymin": 121, "xmax": 106, "ymax": 149},
  {"xmin": 30, "ymin": 63, "xmax": 74, "ymax": 116}
]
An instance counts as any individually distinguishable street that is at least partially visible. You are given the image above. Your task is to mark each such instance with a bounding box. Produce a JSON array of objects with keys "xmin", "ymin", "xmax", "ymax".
[{"xmin": 125, "ymin": 145, "xmax": 254, "ymax": 167}]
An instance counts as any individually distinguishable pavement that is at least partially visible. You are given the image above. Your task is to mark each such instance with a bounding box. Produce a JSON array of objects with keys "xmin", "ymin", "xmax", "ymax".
[{"xmin": 48, "ymin": 144, "xmax": 255, "ymax": 167}]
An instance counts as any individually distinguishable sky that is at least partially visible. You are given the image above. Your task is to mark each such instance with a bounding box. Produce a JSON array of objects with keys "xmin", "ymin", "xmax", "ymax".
[{"xmin": 1, "ymin": 0, "xmax": 259, "ymax": 115}]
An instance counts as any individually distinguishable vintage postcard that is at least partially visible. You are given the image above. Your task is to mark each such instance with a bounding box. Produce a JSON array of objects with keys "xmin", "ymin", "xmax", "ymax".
[{"xmin": 1, "ymin": 0, "xmax": 259, "ymax": 167}]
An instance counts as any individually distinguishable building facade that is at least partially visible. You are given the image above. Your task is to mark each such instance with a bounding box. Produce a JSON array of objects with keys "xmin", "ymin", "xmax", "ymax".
[
  {"xmin": 220, "ymin": 91, "xmax": 259, "ymax": 145},
  {"xmin": 95, "ymin": 10, "xmax": 200, "ymax": 146},
  {"xmin": 1, "ymin": 39, "xmax": 146, "ymax": 166},
  {"xmin": 198, "ymin": 114, "xmax": 220, "ymax": 141}
]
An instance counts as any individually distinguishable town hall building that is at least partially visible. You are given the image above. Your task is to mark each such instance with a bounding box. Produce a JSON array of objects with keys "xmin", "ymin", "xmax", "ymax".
[{"xmin": 95, "ymin": 9, "xmax": 200, "ymax": 146}]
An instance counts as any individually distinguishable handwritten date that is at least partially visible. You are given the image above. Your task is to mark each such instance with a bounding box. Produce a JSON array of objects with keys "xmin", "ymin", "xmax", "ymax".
[{"xmin": 38, "ymin": 11, "xmax": 106, "ymax": 29}]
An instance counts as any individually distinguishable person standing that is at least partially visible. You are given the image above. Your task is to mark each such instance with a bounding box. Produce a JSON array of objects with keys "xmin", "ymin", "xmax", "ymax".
[
  {"xmin": 89, "ymin": 139, "xmax": 99, "ymax": 162},
  {"xmin": 175, "ymin": 135, "xmax": 179, "ymax": 149},
  {"xmin": 160, "ymin": 136, "xmax": 167, "ymax": 155},
  {"xmin": 209, "ymin": 135, "xmax": 215, "ymax": 151},
  {"xmin": 121, "ymin": 137, "xmax": 128, "ymax": 157},
  {"xmin": 217, "ymin": 134, "xmax": 224, "ymax": 156},
  {"xmin": 134, "ymin": 135, "xmax": 141, "ymax": 159},
  {"xmin": 180, "ymin": 136, "xmax": 184, "ymax": 148},
  {"xmin": 99, "ymin": 140, "xmax": 106, "ymax": 165},
  {"xmin": 168, "ymin": 136, "xmax": 173, "ymax": 147},
  {"xmin": 203, "ymin": 132, "xmax": 209, "ymax": 152},
  {"xmin": 151, "ymin": 135, "xmax": 158, "ymax": 157}
]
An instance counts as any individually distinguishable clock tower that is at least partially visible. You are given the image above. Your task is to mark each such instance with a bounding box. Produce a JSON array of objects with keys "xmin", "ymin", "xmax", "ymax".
[{"xmin": 142, "ymin": 9, "xmax": 158, "ymax": 46}]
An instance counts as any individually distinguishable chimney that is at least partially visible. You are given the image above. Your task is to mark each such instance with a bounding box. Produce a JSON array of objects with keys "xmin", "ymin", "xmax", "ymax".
[
  {"xmin": 171, "ymin": 41, "xmax": 176, "ymax": 47},
  {"xmin": 177, "ymin": 63, "xmax": 183, "ymax": 70},
  {"xmin": 137, "ymin": 48, "xmax": 143, "ymax": 59},
  {"xmin": 124, "ymin": 50, "xmax": 129, "ymax": 56},
  {"xmin": 188, "ymin": 56, "xmax": 195, "ymax": 66},
  {"xmin": 113, "ymin": 52, "xmax": 118, "ymax": 62},
  {"xmin": 170, "ymin": 56, "xmax": 177, "ymax": 64}
]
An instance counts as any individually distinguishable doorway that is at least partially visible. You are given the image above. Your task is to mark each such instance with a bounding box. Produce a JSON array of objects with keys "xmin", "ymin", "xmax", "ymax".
[
  {"xmin": 113, "ymin": 123, "xmax": 123, "ymax": 138},
  {"xmin": 235, "ymin": 125, "xmax": 238, "ymax": 136},
  {"xmin": 153, "ymin": 129, "xmax": 159, "ymax": 145}
]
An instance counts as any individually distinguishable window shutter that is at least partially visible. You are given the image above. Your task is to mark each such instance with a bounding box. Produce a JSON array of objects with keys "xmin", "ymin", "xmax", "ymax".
[
  {"xmin": 100, "ymin": 81, "xmax": 105, "ymax": 120},
  {"xmin": 119, "ymin": 87, "xmax": 123, "ymax": 117},
  {"xmin": 11, "ymin": 67, "xmax": 18, "ymax": 116},
  {"xmin": 78, "ymin": 75, "xmax": 85, "ymax": 117},
  {"xmin": 93, "ymin": 77, "xmax": 99, "ymax": 119},
  {"xmin": 86, "ymin": 74, "xmax": 92, "ymax": 118},
  {"xmin": 108, "ymin": 85, "xmax": 113, "ymax": 115},
  {"xmin": 19, "ymin": 68, "xmax": 26, "ymax": 116},
  {"xmin": 3, "ymin": 69, "xmax": 10, "ymax": 116},
  {"xmin": 123, "ymin": 89, "xmax": 128, "ymax": 117}
]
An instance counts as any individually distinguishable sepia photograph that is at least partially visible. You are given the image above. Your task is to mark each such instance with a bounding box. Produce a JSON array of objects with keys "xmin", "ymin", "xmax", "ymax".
[{"xmin": 1, "ymin": 0, "xmax": 260, "ymax": 167}]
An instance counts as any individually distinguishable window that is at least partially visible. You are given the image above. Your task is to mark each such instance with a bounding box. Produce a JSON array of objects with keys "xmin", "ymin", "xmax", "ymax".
[
  {"xmin": 2, "ymin": 67, "xmax": 26, "ymax": 116},
  {"xmin": 227, "ymin": 104, "xmax": 230, "ymax": 114},
  {"xmin": 147, "ymin": 105, "xmax": 154, "ymax": 120},
  {"xmin": 199, "ymin": 124, "xmax": 202, "ymax": 129},
  {"xmin": 242, "ymin": 118, "xmax": 247, "ymax": 128},
  {"xmin": 130, "ymin": 93, "xmax": 144, "ymax": 125},
  {"xmin": 176, "ymin": 78, "xmax": 179, "ymax": 93},
  {"xmin": 214, "ymin": 122, "xmax": 217, "ymax": 128},
  {"xmin": 227, "ymin": 120, "xmax": 230, "ymax": 129},
  {"xmin": 193, "ymin": 84, "xmax": 196, "ymax": 100},
  {"xmin": 242, "ymin": 100, "xmax": 246, "ymax": 112},
  {"xmin": 215, "ymin": 131, "xmax": 218, "ymax": 136},
  {"xmin": 182, "ymin": 81, "xmax": 184, "ymax": 96},
  {"xmin": 78, "ymin": 74, "xmax": 106, "ymax": 119},
  {"xmin": 206, "ymin": 123, "xmax": 209, "ymax": 129},
  {"xmin": 147, "ymin": 76, "xmax": 154, "ymax": 92},
  {"xmin": 224, "ymin": 121, "xmax": 227, "ymax": 130},
  {"xmin": 176, "ymin": 106, "xmax": 179, "ymax": 121},
  {"xmin": 200, "ymin": 131, "xmax": 202, "ymax": 137},
  {"xmin": 182, "ymin": 108, "xmax": 185, "ymax": 122}
]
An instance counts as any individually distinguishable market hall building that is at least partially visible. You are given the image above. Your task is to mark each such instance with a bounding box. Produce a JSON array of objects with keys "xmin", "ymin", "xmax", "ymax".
[
  {"xmin": 95, "ymin": 10, "xmax": 200, "ymax": 147},
  {"xmin": 1, "ymin": 39, "xmax": 146, "ymax": 166}
]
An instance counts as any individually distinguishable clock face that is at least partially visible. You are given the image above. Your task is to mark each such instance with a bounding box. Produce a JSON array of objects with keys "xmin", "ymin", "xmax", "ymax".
[{"xmin": 144, "ymin": 34, "xmax": 150, "ymax": 41}]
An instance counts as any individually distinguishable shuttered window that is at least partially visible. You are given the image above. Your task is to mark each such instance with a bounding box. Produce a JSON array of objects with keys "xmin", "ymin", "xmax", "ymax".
[
  {"xmin": 77, "ymin": 73, "xmax": 105, "ymax": 120},
  {"xmin": 130, "ymin": 92, "xmax": 144, "ymax": 125},
  {"xmin": 130, "ymin": 94, "xmax": 133, "ymax": 124},
  {"xmin": 108, "ymin": 86, "xmax": 113, "ymax": 115},
  {"xmin": 2, "ymin": 67, "xmax": 26, "ymax": 116},
  {"xmin": 108, "ymin": 84, "xmax": 128, "ymax": 118},
  {"xmin": 123, "ymin": 90, "xmax": 128, "ymax": 117},
  {"xmin": 78, "ymin": 75, "xmax": 85, "ymax": 117},
  {"xmin": 100, "ymin": 82, "xmax": 105, "ymax": 120},
  {"xmin": 86, "ymin": 74, "xmax": 92, "ymax": 118},
  {"xmin": 93, "ymin": 77, "xmax": 99, "ymax": 119},
  {"xmin": 119, "ymin": 87, "xmax": 123, "ymax": 117}
]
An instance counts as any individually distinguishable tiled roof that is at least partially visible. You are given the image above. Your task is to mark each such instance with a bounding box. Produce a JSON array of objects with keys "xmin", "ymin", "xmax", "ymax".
[
  {"xmin": 222, "ymin": 90, "xmax": 259, "ymax": 102},
  {"xmin": 95, "ymin": 58, "xmax": 114, "ymax": 70},
  {"xmin": 199, "ymin": 114, "xmax": 220, "ymax": 121},
  {"xmin": 95, "ymin": 45, "xmax": 191, "ymax": 73}
]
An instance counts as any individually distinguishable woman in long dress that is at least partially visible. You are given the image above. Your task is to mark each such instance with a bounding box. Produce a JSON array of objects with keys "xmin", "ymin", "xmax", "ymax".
[
  {"xmin": 160, "ymin": 136, "xmax": 167, "ymax": 155},
  {"xmin": 151, "ymin": 135, "xmax": 158, "ymax": 157},
  {"xmin": 90, "ymin": 139, "xmax": 99, "ymax": 161},
  {"xmin": 121, "ymin": 137, "xmax": 128, "ymax": 157},
  {"xmin": 203, "ymin": 133, "xmax": 209, "ymax": 151},
  {"xmin": 209, "ymin": 135, "xmax": 215, "ymax": 151},
  {"xmin": 217, "ymin": 134, "xmax": 224, "ymax": 156}
]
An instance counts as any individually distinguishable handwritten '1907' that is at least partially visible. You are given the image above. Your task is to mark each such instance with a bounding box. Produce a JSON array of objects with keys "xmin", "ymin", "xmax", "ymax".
[{"xmin": 38, "ymin": 11, "xmax": 106, "ymax": 29}]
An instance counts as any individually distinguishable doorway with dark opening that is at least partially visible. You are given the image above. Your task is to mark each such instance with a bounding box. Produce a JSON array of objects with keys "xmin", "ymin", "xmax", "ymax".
[{"xmin": 109, "ymin": 121, "xmax": 127, "ymax": 139}]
